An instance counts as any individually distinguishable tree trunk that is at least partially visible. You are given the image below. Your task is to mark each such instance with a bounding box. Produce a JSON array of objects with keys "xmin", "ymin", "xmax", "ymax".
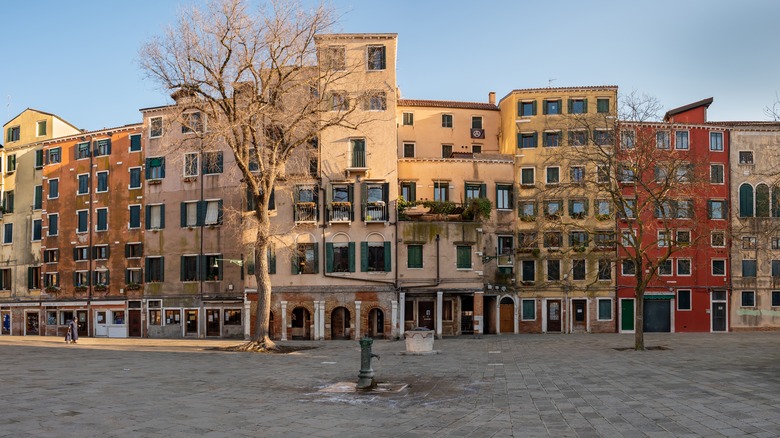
[
  {"xmin": 634, "ymin": 285, "xmax": 645, "ymax": 350},
  {"xmin": 250, "ymin": 204, "xmax": 276, "ymax": 350}
]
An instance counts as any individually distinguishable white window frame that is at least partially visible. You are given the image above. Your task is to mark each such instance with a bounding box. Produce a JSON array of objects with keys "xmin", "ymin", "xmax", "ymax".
[
  {"xmin": 712, "ymin": 259, "xmax": 726, "ymax": 276},
  {"xmin": 77, "ymin": 173, "xmax": 90, "ymax": 195},
  {"xmin": 95, "ymin": 207, "xmax": 109, "ymax": 232},
  {"xmin": 710, "ymin": 164, "xmax": 724, "ymax": 184},
  {"xmin": 546, "ymin": 259, "xmax": 561, "ymax": 281},
  {"xmin": 148, "ymin": 204, "xmax": 163, "ymax": 229},
  {"xmin": 96, "ymin": 170, "xmax": 109, "ymax": 193},
  {"xmin": 677, "ymin": 290, "xmax": 692, "ymax": 311},
  {"xmin": 183, "ymin": 201, "xmax": 198, "ymax": 227},
  {"xmin": 36, "ymin": 120, "xmax": 47, "ymax": 137},
  {"xmin": 149, "ymin": 116, "xmax": 163, "ymax": 138},
  {"xmin": 546, "ymin": 166, "xmax": 560, "ymax": 185},
  {"xmin": 2, "ymin": 223, "xmax": 12, "ymax": 245},
  {"xmin": 711, "ymin": 231, "xmax": 726, "ymax": 248},
  {"xmin": 129, "ymin": 167, "xmax": 142, "ymax": 189},
  {"xmin": 520, "ymin": 167, "xmax": 535, "ymax": 186},
  {"xmin": 677, "ymin": 258, "xmax": 692, "ymax": 276},
  {"xmin": 76, "ymin": 210, "xmax": 88, "ymax": 234},
  {"xmin": 47, "ymin": 213, "xmax": 59, "ymax": 237},
  {"xmin": 32, "ymin": 219, "xmax": 42, "ymax": 242},
  {"xmin": 741, "ymin": 290, "xmax": 756, "ymax": 308},
  {"xmin": 709, "ymin": 131, "xmax": 724, "ymax": 151},
  {"xmin": 402, "ymin": 143, "xmax": 415, "ymax": 159},
  {"xmin": 184, "ymin": 152, "xmax": 199, "ymax": 177},
  {"xmin": 402, "ymin": 112, "xmax": 413, "ymax": 126},
  {"xmin": 74, "ymin": 246, "xmax": 89, "ymax": 262},
  {"xmin": 496, "ymin": 184, "xmax": 512, "ymax": 210},
  {"xmin": 656, "ymin": 130, "xmax": 670, "ymax": 149},
  {"xmin": 571, "ymin": 259, "xmax": 587, "ymax": 281},
  {"xmin": 621, "ymin": 259, "xmax": 636, "ymax": 276},
  {"xmin": 675, "ymin": 130, "xmax": 689, "ymax": 150},
  {"xmin": 441, "ymin": 113, "xmax": 453, "ymax": 128},
  {"xmin": 520, "ymin": 298, "xmax": 536, "ymax": 321},
  {"xmin": 48, "ymin": 178, "xmax": 59, "ymax": 199}
]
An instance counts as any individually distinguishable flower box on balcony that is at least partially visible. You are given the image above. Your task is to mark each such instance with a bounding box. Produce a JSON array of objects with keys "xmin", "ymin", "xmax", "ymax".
[
  {"xmin": 125, "ymin": 283, "xmax": 141, "ymax": 291},
  {"xmin": 148, "ymin": 179, "xmax": 162, "ymax": 185},
  {"xmin": 331, "ymin": 202, "xmax": 351, "ymax": 208},
  {"xmin": 297, "ymin": 202, "xmax": 316, "ymax": 207},
  {"xmin": 183, "ymin": 176, "xmax": 197, "ymax": 183},
  {"xmin": 74, "ymin": 285, "xmax": 88, "ymax": 292},
  {"xmin": 94, "ymin": 284, "xmax": 107, "ymax": 292},
  {"xmin": 45, "ymin": 286, "xmax": 60, "ymax": 293}
]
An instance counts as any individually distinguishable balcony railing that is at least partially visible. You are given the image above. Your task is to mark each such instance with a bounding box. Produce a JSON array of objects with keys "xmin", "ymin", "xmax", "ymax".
[
  {"xmin": 398, "ymin": 201, "xmax": 490, "ymax": 222},
  {"xmin": 364, "ymin": 202, "xmax": 388, "ymax": 222},
  {"xmin": 294, "ymin": 203, "xmax": 317, "ymax": 223},
  {"xmin": 329, "ymin": 203, "xmax": 352, "ymax": 223},
  {"xmin": 349, "ymin": 150, "xmax": 367, "ymax": 169}
]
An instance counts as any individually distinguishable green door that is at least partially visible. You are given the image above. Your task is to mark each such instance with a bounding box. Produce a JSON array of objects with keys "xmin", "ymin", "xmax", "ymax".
[{"xmin": 621, "ymin": 299, "xmax": 635, "ymax": 332}]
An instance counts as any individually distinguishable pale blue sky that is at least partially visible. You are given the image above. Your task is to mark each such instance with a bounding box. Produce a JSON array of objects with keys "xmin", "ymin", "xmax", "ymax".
[{"xmin": 2, "ymin": 0, "xmax": 778, "ymax": 131}]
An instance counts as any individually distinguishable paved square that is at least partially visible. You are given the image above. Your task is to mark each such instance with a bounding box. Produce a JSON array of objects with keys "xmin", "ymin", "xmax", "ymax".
[{"xmin": 1, "ymin": 332, "xmax": 780, "ymax": 437}]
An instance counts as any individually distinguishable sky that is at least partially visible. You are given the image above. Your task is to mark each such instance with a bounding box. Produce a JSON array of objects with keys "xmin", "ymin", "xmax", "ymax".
[{"xmin": 2, "ymin": 0, "xmax": 779, "ymax": 132}]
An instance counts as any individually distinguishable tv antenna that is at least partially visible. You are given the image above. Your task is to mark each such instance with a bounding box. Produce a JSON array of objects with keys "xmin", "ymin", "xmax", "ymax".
[{"xmin": 548, "ymin": 78, "xmax": 556, "ymax": 87}]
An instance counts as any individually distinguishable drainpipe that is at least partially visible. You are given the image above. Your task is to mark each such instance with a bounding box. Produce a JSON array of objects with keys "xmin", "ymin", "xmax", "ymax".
[
  {"xmin": 199, "ymin": 147, "xmax": 205, "ymax": 338},
  {"xmin": 87, "ymin": 136, "xmax": 94, "ymax": 335}
]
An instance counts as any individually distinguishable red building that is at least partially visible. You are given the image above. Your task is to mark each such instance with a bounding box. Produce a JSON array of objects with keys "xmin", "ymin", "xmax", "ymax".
[{"xmin": 617, "ymin": 98, "xmax": 730, "ymax": 333}]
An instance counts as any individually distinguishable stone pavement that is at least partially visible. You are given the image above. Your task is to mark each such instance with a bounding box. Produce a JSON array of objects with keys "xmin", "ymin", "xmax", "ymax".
[{"xmin": 1, "ymin": 332, "xmax": 780, "ymax": 437}]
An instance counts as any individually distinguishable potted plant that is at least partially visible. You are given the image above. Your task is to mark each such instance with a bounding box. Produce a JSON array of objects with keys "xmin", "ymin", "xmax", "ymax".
[
  {"xmin": 94, "ymin": 283, "xmax": 107, "ymax": 292},
  {"xmin": 74, "ymin": 285, "xmax": 88, "ymax": 292},
  {"xmin": 125, "ymin": 282, "xmax": 141, "ymax": 291},
  {"xmin": 45, "ymin": 285, "xmax": 60, "ymax": 293}
]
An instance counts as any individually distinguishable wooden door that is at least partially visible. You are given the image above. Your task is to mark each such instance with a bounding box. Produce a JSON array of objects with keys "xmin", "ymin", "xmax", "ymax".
[
  {"xmin": 499, "ymin": 298, "xmax": 514, "ymax": 333},
  {"xmin": 547, "ymin": 300, "xmax": 561, "ymax": 332},
  {"xmin": 572, "ymin": 300, "xmax": 586, "ymax": 332},
  {"xmin": 417, "ymin": 301, "xmax": 434, "ymax": 330},
  {"xmin": 128, "ymin": 309, "xmax": 142, "ymax": 337},
  {"xmin": 206, "ymin": 309, "xmax": 221, "ymax": 337}
]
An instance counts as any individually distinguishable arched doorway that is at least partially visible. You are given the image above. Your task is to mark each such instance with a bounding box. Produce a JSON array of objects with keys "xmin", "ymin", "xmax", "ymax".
[
  {"xmin": 499, "ymin": 297, "xmax": 515, "ymax": 334},
  {"xmin": 291, "ymin": 307, "xmax": 311, "ymax": 340},
  {"xmin": 368, "ymin": 308, "xmax": 384, "ymax": 338},
  {"xmin": 330, "ymin": 307, "xmax": 351, "ymax": 339}
]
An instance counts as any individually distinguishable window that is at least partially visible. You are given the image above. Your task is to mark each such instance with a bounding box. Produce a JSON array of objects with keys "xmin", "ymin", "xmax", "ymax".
[
  {"xmin": 44, "ymin": 272, "xmax": 59, "ymax": 288},
  {"xmin": 36, "ymin": 120, "xmax": 47, "ymax": 136},
  {"xmin": 44, "ymin": 249, "xmax": 59, "ymax": 263},
  {"xmin": 621, "ymin": 130, "xmax": 635, "ymax": 149},
  {"xmin": 520, "ymin": 168, "xmax": 535, "ymax": 186},
  {"xmin": 543, "ymin": 131, "xmax": 560, "ymax": 147},
  {"xmin": 543, "ymin": 231, "xmax": 563, "ymax": 249},
  {"xmin": 569, "ymin": 98, "xmax": 587, "ymax": 114},
  {"xmin": 743, "ymin": 236, "xmax": 757, "ymax": 249},
  {"xmin": 543, "ymin": 99, "xmax": 561, "ymax": 115},
  {"xmin": 325, "ymin": 242, "xmax": 352, "ymax": 273},
  {"xmin": 74, "ymin": 247, "xmax": 89, "ymax": 262},
  {"xmin": 76, "ymin": 142, "xmax": 90, "ymax": 159},
  {"xmin": 657, "ymin": 230, "xmax": 670, "ymax": 248},
  {"xmin": 710, "ymin": 164, "xmax": 724, "ymax": 184},
  {"xmin": 519, "ymin": 200, "xmax": 536, "ymax": 218},
  {"xmin": 741, "ymin": 291, "xmax": 756, "ymax": 307},
  {"xmin": 739, "ymin": 151, "xmax": 754, "ymax": 164},
  {"xmin": 202, "ymin": 151, "xmax": 223, "ymax": 174},
  {"xmin": 32, "ymin": 219, "xmax": 42, "ymax": 241},
  {"xmin": 441, "ymin": 114, "xmax": 453, "ymax": 128},
  {"xmin": 146, "ymin": 257, "xmax": 164, "ymax": 282},
  {"xmin": 595, "ymin": 231, "xmax": 615, "ymax": 248},
  {"xmin": 519, "ymin": 101, "xmax": 536, "ymax": 117},
  {"xmin": 597, "ymin": 166, "xmax": 610, "ymax": 184},
  {"xmin": 596, "ymin": 199, "xmax": 611, "ymax": 217},
  {"xmin": 569, "ymin": 200, "xmax": 587, "ymax": 219},
  {"xmin": 96, "ymin": 171, "xmax": 108, "ymax": 193},
  {"xmin": 596, "ymin": 98, "xmax": 610, "ymax": 114},
  {"xmin": 621, "ymin": 230, "xmax": 636, "ymax": 246},
  {"xmin": 708, "ymin": 200, "xmax": 727, "ymax": 219},
  {"xmin": 622, "ymin": 259, "xmax": 636, "ymax": 276},
  {"xmin": 598, "ymin": 259, "xmax": 612, "ymax": 281},
  {"xmin": 182, "ymin": 201, "xmax": 198, "ymax": 227},
  {"xmin": 773, "ymin": 237, "xmax": 780, "ymax": 250},
  {"xmin": 545, "ymin": 200, "xmax": 562, "ymax": 218},
  {"xmin": 471, "ymin": 116, "xmax": 483, "ymax": 130},
  {"xmin": 35, "ymin": 150, "xmax": 44, "ymax": 168},
  {"xmin": 367, "ymin": 45, "xmax": 386, "ymax": 70},
  {"xmin": 656, "ymin": 131, "xmax": 670, "ymax": 149},
  {"xmin": 150, "ymin": 117, "xmax": 163, "ymax": 138},
  {"xmin": 76, "ymin": 210, "xmax": 88, "ymax": 233},
  {"xmin": 675, "ymin": 131, "xmax": 689, "ymax": 150},
  {"xmin": 366, "ymin": 91, "xmax": 386, "ymax": 111},
  {"xmin": 181, "ymin": 112, "xmax": 203, "ymax": 134},
  {"xmin": 675, "ymin": 164, "xmax": 693, "ymax": 183},
  {"xmin": 676, "ymin": 230, "xmax": 691, "ymax": 246},
  {"xmin": 403, "ymin": 143, "xmax": 415, "ymax": 158},
  {"xmin": 33, "ymin": 185, "xmax": 42, "ymax": 210},
  {"xmin": 677, "ymin": 290, "xmax": 692, "ymax": 310},
  {"xmin": 148, "ymin": 301, "xmax": 161, "ymax": 325},
  {"xmin": 677, "ymin": 259, "xmax": 691, "ymax": 276},
  {"xmin": 360, "ymin": 242, "xmax": 392, "ymax": 272},
  {"xmin": 224, "ymin": 309, "xmax": 241, "ymax": 326},
  {"xmin": 472, "ymin": 145, "xmax": 482, "ymax": 154},
  {"xmin": 331, "ymin": 91, "xmax": 348, "ymax": 111},
  {"xmin": 456, "ymin": 246, "xmax": 472, "ymax": 269},
  {"xmin": 521, "ymin": 260, "xmax": 535, "ymax": 283},
  {"xmin": 46, "ymin": 147, "xmax": 61, "ymax": 164},
  {"xmin": 407, "ymin": 245, "xmax": 423, "ymax": 269},
  {"xmin": 521, "ymin": 299, "xmax": 536, "ymax": 320},
  {"xmin": 93, "ymin": 245, "xmax": 109, "ymax": 260},
  {"xmin": 518, "ymin": 232, "xmax": 537, "ymax": 250},
  {"xmin": 710, "ymin": 132, "xmax": 724, "ymax": 151},
  {"xmin": 3, "ymin": 223, "xmax": 13, "ymax": 244},
  {"xmin": 773, "ymin": 291, "xmax": 780, "ymax": 307},
  {"xmin": 595, "ymin": 130, "xmax": 613, "ymax": 146},
  {"xmin": 546, "ymin": 167, "xmax": 559, "ymax": 185},
  {"xmin": 742, "ymin": 260, "xmax": 757, "ymax": 278},
  {"xmin": 547, "ymin": 259, "xmax": 560, "ymax": 281},
  {"xmin": 48, "ymin": 213, "xmax": 58, "ymax": 236},
  {"xmin": 772, "ymin": 260, "xmax": 780, "ymax": 278},
  {"xmin": 129, "ymin": 167, "xmax": 142, "ymax": 189},
  {"xmin": 181, "ymin": 255, "xmax": 199, "ymax": 281},
  {"xmin": 0, "ymin": 269, "xmax": 11, "ymax": 291},
  {"xmin": 442, "ymin": 145, "xmax": 453, "ymax": 158},
  {"xmin": 28, "ymin": 266, "xmax": 41, "ymax": 290},
  {"xmin": 96, "ymin": 208, "xmax": 108, "ymax": 231},
  {"xmin": 130, "ymin": 134, "xmax": 142, "ymax": 152},
  {"xmin": 164, "ymin": 309, "xmax": 181, "ymax": 325},
  {"xmin": 146, "ymin": 157, "xmax": 165, "ymax": 179},
  {"xmin": 146, "ymin": 204, "xmax": 165, "ymax": 229},
  {"xmin": 711, "ymin": 232, "xmax": 725, "ymax": 247},
  {"xmin": 518, "ymin": 132, "xmax": 537, "ymax": 148},
  {"xmin": 619, "ymin": 199, "xmax": 636, "ymax": 219},
  {"xmin": 126, "ymin": 242, "xmax": 143, "ymax": 258},
  {"xmin": 6, "ymin": 126, "xmax": 20, "ymax": 142},
  {"xmin": 569, "ymin": 130, "xmax": 587, "ymax": 146},
  {"xmin": 204, "ymin": 200, "xmax": 222, "ymax": 225},
  {"xmin": 465, "ymin": 183, "xmax": 484, "ymax": 201},
  {"xmin": 497, "ymin": 236, "xmax": 513, "ymax": 265},
  {"xmin": 323, "ymin": 46, "xmax": 346, "ymax": 70},
  {"xmin": 48, "ymin": 178, "xmax": 59, "ymax": 199},
  {"xmin": 712, "ymin": 259, "xmax": 726, "ymax": 276},
  {"xmin": 350, "ymin": 138, "xmax": 366, "ymax": 168},
  {"xmin": 294, "ymin": 243, "xmax": 318, "ymax": 274},
  {"xmin": 94, "ymin": 139, "xmax": 111, "ymax": 156},
  {"xmin": 662, "ymin": 254, "xmax": 680, "ymax": 276},
  {"xmin": 496, "ymin": 184, "xmax": 512, "ymax": 210},
  {"xmin": 572, "ymin": 259, "xmax": 586, "ymax": 280},
  {"xmin": 184, "ymin": 153, "xmax": 199, "ymax": 177},
  {"xmin": 570, "ymin": 166, "xmax": 585, "ymax": 184},
  {"xmin": 400, "ymin": 182, "xmax": 416, "ymax": 202},
  {"xmin": 433, "ymin": 182, "xmax": 449, "ymax": 201},
  {"xmin": 76, "ymin": 174, "xmax": 89, "ymax": 195}
]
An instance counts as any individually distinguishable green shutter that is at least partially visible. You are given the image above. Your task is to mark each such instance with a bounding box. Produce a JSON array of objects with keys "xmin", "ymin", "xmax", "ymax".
[
  {"xmin": 517, "ymin": 101, "xmax": 522, "ymax": 116},
  {"xmin": 361, "ymin": 242, "xmax": 368, "ymax": 272},
  {"xmin": 384, "ymin": 242, "xmax": 391, "ymax": 272},
  {"xmin": 517, "ymin": 133, "xmax": 522, "ymax": 148},
  {"xmin": 583, "ymin": 98, "xmax": 588, "ymax": 113},
  {"xmin": 532, "ymin": 100, "xmax": 537, "ymax": 115},
  {"xmin": 739, "ymin": 184, "xmax": 754, "ymax": 217},
  {"xmin": 348, "ymin": 242, "xmax": 355, "ymax": 272},
  {"xmin": 197, "ymin": 200, "xmax": 205, "ymax": 226},
  {"xmin": 145, "ymin": 205, "xmax": 152, "ymax": 229},
  {"xmin": 360, "ymin": 182, "xmax": 367, "ymax": 221},
  {"xmin": 180, "ymin": 202, "xmax": 187, "ymax": 227},
  {"xmin": 247, "ymin": 250, "xmax": 255, "ymax": 275},
  {"xmin": 532, "ymin": 132, "xmax": 538, "ymax": 147},
  {"xmin": 313, "ymin": 243, "xmax": 319, "ymax": 274},
  {"xmin": 325, "ymin": 242, "xmax": 334, "ymax": 273},
  {"xmin": 292, "ymin": 250, "xmax": 300, "ymax": 274},
  {"xmin": 159, "ymin": 204, "xmax": 165, "ymax": 228},
  {"xmin": 542, "ymin": 100, "xmax": 548, "ymax": 115},
  {"xmin": 480, "ymin": 183, "xmax": 487, "ymax": 198},
  {"xmin": 180, "ymin": 256, "xmax": 186, "ymax": 281},
  {"xmin": 28, "ymin": 267, "xmax": 34, "ymax": 289},
  {"xmin": 567, "ymin": 99, "xmax": 573, "ymax": 113},
  {"xmin": 268, "ymin": 245, "xmax": 276, "ymax": 275}
]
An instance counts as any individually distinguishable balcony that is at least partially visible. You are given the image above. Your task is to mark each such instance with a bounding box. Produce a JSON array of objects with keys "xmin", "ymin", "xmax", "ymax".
[
  {"xmin": 346, "ymin": 149, "xmax": 367, "ymax": 172},
  {"xmin": 364, "ymin": 202, "xmax": 388, "ymax": 222},
  {"xmin": 294, "ymin": 202, "xmax": 317, "ymax": 223},
  {"xmin": 398, "ymin": 200, "xmax": 490, "ymax": 222},
  {"xmin": 329, "ymin": 202, "xmax": 352, "ymax": 223}
]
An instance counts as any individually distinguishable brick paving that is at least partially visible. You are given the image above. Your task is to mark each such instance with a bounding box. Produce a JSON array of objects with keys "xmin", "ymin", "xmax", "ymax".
[{"xmin": 1, "ymin": 332, "xmax": 780, "ymax": 437}]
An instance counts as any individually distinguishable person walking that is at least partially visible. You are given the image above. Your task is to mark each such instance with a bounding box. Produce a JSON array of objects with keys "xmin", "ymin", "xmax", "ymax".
[
  {"xmin": 69, "ymin": 317, "xmax": 79, "ymax": 344},
  {"xmin": 65, "ymin": 320, "xmax": 72, "ymax": 343}
]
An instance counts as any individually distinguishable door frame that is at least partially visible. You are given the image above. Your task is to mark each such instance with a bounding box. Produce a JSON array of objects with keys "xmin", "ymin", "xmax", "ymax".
[
  {"xmin": 619, "ymin": 298, "xmax": 635, "ymax": 333},
  {"xmin": 417, "ymin": 300, "xmax": 435, "ymax": 330},
  {"xmin": 543, "ymin": 299, "xmax": 563, "ymax": 333},
  {"xmin": 184, "ymin": 308, "xmax": 199, "ymax": 337},
  {"xmin": 24, "ymin": 310, "xmax": 40, "ymax": 336},
  {"xmin": 570, "ymin": 298, "xmax": 588, "ymax": 333},
  {"xmin": 206, "ymin": 308, "xmax": 221, "ymax": 337},
  {"xmin": 710, "ymin": 290, "xmax": 728, "ymax": 333},
  {"xmin": 498, "ymin": 296, "xmax": 516, "ymax": 334}
]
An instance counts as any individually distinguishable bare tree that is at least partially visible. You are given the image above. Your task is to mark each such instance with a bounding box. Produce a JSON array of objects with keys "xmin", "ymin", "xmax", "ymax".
[{"xmin": 140, "ymin": 0, "xmax": 371, "ymax": 350}]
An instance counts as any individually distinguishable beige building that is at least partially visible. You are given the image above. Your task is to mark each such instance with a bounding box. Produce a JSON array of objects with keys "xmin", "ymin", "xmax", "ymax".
[
  {"xmin": 729, "ymin": 123, "xmax": 780, "ymax": 330},
  {"xmin": 1, "ymin": 109, "xmax": 80, "ymax": 336},
  {"xmin": 498, "ymin": 86, "xmax": 618, "ymax": 333},
  {"xmin": 396, "ymin": 97, "xmax": 515, "ymax": 337}
]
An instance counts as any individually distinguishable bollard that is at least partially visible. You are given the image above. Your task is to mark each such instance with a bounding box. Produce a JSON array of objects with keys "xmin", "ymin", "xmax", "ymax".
[{"xmin": 357, "ymin": 337, "xmax": 380, "ymax": 390}]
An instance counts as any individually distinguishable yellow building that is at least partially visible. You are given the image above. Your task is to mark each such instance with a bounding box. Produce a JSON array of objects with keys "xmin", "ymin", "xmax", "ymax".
[
  {"xmin": 498, "ymin": 86, "xmax": 618, "ymax": 333},
  {"xmin": 1, "ymin": 109, "xmax": 80, "ymax": 335}
]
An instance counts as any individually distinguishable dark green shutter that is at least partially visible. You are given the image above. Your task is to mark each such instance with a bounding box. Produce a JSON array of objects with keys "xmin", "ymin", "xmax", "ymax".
[
  {"xmin": 313, "ymin": 244, "xmax": 319, "ymax": 274},
  {"xmin": 383, "ymin": 242, "xmax": 391, "ymax": 272},
  {"xmin": 543, "ymin": 100, "xmax": 548, "ymax": 115},
  {"xmin": 180, "ymin": 202, "xmax": 187, "ymax": 227},
  {"xmin": 217, "ymin": 152, "xmax": 224, "ymax": 173},
  {"xmin": 145, "ymin": 205, "xmax": 152, "ymax": 229},
  {"xmin": 517, "ymin": 102, "xmax": 523, "ymax": 116},
  {"xmin": 532, "ymin": 100, "xmax": 537, "ymax": 115},
  {"xmin": 268, "ymin": 245, "xmax": 276, "ymax": 274},
  {"xmin": 125, "ymin": 244, "xmax": 130, "ymax": 258},
  {"xmin": 348, "ymin": 184, "xmax": 355, "ymax": 220},
  {"xmin": 583, "ymin": 98, "xmax": 588, "ymax": 113},
  {"xmin": 130, "ymin": 135, "xmax": 141, "ymax": 150},
  {"xmin": 348, "ymin": 242, "xmax": 355, "ymax": 272},
  {"xmin": 197, "ymin": 201, "xmax": 205, "ymax": 226},
  {"xmin": 28, "ymin": 267, "xmax": 34, "ymax": 289},
  {"xmin": 159, "ymin": 204, "xmax": 165, "ymax": 228},
  {"xmin": 313, "ymin": 188, "xmax": 319, "ymax": 221},
  {"xmin": 160, "ymin": 157, "xmax": 166, "ymax": 178},
  {"xmin": 326, "ymin": 242, "xmax": 334, "ymax": 273},
  {"xmin": 145, "ymin": 158, "xmax": 151, "ymax": 179},
  {"xmin": 479, "ymin": 183, "xmax": 487, "ymax": 198},
  {"xmin": 74, "ymin": 272, "xmax": 79, "ymax": 286},
  {"xmin": 739, "ymin": 184, "xmax": 754, "ymax": 217},
  {"xmin": 532, "ymin": 132, "xmax": 538, "ymax": 147},
  {"xmin": 106, "ymin": 139, "xmax": 112, "ymax": 154},
  {"xmin": 360, "ymin": 183, "xmax": 367, "ymax": 221},
  {"xmin": 567, "ymin": 99, "xmax": 573, "ymax": 113},
  {"xmin": 517, "ymin": 133, "xmax": 522, "ymax": 148},
  {"xmin": 145, "ymin": 258, "xmax": 151, "ymax": 282},
  {"xmin": 292, "ymin": 251, "xmax": 300, "ymax": 274},
  {"xmin": 125, "ymin": 269, "xmax": 130, "ymax": 284},
  {"xmin": 361, "ymin": 242, "xmax": 368, "ymax": 272},
  {"xmin": 180, "ymin": 256, "xmax": 186, "ymax": 281}
]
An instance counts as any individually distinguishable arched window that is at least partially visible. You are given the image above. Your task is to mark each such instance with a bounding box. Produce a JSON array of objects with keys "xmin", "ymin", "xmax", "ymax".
[
  {"xmin": 739, "ymin": 183, "xmax": 754, "ymax": 218},
  {"xmin": 756, "ymin": 184, "xmax": 770, "ymax": 217},
  {"xmin": 773, "ymin": 186, "xmax": 780, "ymax": 217}
]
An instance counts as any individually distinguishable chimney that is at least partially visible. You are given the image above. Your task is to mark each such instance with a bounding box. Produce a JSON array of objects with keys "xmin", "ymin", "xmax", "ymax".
[{"xmin": 488, "ymin": 92, "xmax": 496, "ymax": 105}]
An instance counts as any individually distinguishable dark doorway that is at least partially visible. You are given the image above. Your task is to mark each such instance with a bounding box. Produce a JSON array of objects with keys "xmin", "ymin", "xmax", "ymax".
[
  {"xmin": 621, "ymin": 299, "xmax": 635, "ymax": 332},
  {"xmin": 547, "ymin": 300, "xmax": 562, "ymax": 332},
  {"xmin": 460, "ymin": 295, "xmax": 474, "ymax": 334},
  {"xmin": 128, "ymin": 309, "xmax": 142, "ymax": 337},
  {"xmin": 331, "ymin": 307, "xmax": 351, "ymax": 339},
  {"xmin": 484, "ymin": 296, "xmax": 497, "ymax": 334},
  {"xmin": 292, "ymin": 307, "xmax": 311, "ymax": 339},
  {"xmin": 206, "ymin": 309, "xmax": 221, "ymax": 337},
  {"xmin": 712, "ymin": 301, "xmax": 727, "ymax": 332},
  {"xmin": 417, "ymin": 301, "xmax": 434, "ymax": 330},
  {"xmin": 499, "ymin": 297, "xmax": 514, "ymax": 333},
  {"xmin": 643, "ymin": 299, "xmax": 671, "ymax": 332},
  {"xmin": 572, "ymin": 299, "xmax": 587, "ymax": 332},
  {"xmin": 368, "ymin": 308, "xmax": 384, "ymax": 338},
  {"xmin": 25, "ymin": 312, "xmax": 39, "ymax": 335},
  {"xmin": 185, "ymin": 309, "xmax": 198, "ymax": 335}
]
